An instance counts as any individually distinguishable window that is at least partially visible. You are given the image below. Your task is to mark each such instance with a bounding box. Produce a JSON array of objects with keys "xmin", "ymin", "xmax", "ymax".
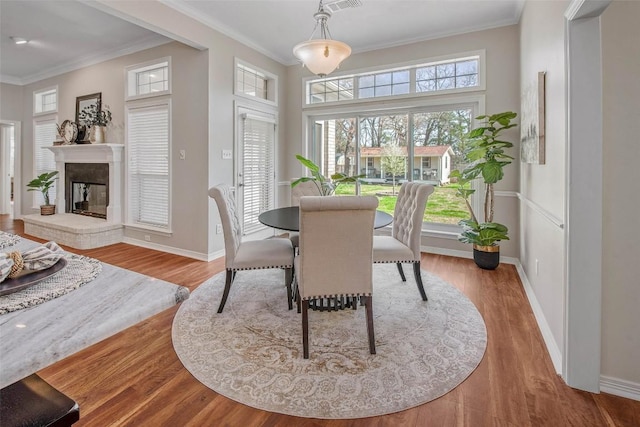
[
  {"xmin": 308, "ymin": 106, "xmax": 475, "ymax": 225},
  {"xmin": 240, "ymin": 113, "xmax": 275, "ymax": 235},
  {"xmin": 305, "ymin": 52, "xmax": 482, "ymax": 105},
  {"xmin": 234, "ymin": 59, "xmax": 278, "ymax": 105},
  {"xmin": 126, "ymin": 101, "xmax": 170, "ymax": 230},
  {"xmin": 359, "ymin": 70, "xmax": 410, "ymax": 98},
  {"xmin": 33, "ymin": 117, "xmax": 57, "ymax": 206},
  {"xmin": 34, "ymin": 87, "xmax": 57, "ymax": 114},
  {"xmin": 126, "ymin": 58, "xmax": 170, "ymax": 99},
  {"xmin": 416, "ymin": 58, "xmax": 478, "ymax": 92},
  {"xmin": 309, "ymin": 77, "xmax": 354, "ymax": 104}
]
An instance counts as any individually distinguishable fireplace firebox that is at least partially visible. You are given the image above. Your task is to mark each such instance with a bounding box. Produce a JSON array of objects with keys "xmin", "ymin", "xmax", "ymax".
[{"xmin": 65, "ymin": 163, "xmax": 109, "ymax": 219}]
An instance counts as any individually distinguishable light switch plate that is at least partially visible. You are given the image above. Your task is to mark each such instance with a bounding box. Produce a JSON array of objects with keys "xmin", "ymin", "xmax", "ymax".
[
  {"xmin": 179, "ymin": 149, "xmax": 186, "ymax": 160},
  {"xmin": 222, "ymin": 149, "xmax": 232, "ymax": 160}
]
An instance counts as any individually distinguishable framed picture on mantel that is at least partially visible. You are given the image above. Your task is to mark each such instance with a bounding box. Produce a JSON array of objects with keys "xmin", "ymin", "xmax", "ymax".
[{"xmin": 75, "ymin": 92, "xmax": 101, "ymax": 143}]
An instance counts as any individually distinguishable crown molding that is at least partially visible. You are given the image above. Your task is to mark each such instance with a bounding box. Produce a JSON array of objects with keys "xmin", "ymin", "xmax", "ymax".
[{"xmin": 4, "ymin": 34, "xmax": 170, "ymax": 86}]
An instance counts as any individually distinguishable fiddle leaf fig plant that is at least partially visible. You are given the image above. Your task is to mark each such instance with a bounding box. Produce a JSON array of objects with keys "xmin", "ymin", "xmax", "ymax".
[
  {"xmin": 292, "ymin": 154, "xmax": 363, "ymax": 195},
  {"xmin": 449, "ymin": 111, "xmax": 517, "ymax": 247}
]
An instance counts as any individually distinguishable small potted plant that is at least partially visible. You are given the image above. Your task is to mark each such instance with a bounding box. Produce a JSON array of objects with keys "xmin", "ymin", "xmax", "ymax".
[
  {"xmin": 291, "ymin": 154, "xmax": 363, "ymax": 195},
  {"xmin": 26, "ymin": 171, "xmax": 59, "ymax": 215},
  {"xmin": 449, "ymin": 111, "xmax": 517, "ymax": 269},
  {"xmin": 78, "ymin": 100, "xmax": 112, "ymax": 143}
]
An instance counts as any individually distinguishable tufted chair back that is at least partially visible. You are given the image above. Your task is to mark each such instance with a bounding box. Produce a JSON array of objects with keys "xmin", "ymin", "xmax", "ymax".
[
  {"xmin": 209, "ymin": 184, "xmax": 242, "ymax": 269},
  {"xmin": 296, "ymin": 195, "xmax": 379, "ymax": 358},
  {"xmin": 391, "ymin": 182, "xmax": 435, "ymax": 260},
  {"xmin": 291, "ymin": 180, "xmax": 322, "ymax": 206},
  {"xmin": 297, "ymin": 195, "xmax": 378, "ymax": 300}
]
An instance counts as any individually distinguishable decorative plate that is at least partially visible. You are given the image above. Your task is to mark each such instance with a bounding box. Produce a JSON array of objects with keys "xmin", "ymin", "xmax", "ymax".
[
  {"xmin": 60, "ymin": 120, "xmax": 78, "ymax": 144},
  {"xmin": 0, "ymin": 258, "xmax": 68, "ymax": 296}
]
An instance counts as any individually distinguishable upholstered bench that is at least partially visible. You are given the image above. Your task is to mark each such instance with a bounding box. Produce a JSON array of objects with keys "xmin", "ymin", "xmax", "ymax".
[{"xmin": 0, "ymin": 374, "xmax": 79, "ymax": 426}]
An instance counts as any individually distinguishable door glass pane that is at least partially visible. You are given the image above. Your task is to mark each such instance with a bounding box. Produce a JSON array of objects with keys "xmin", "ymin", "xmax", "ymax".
[
  {"xmin": 359, "ymin": 114, "xmax": 408, "ymax": 214},
  {"xmin": 313, "ymin": 118, "xmax": 358, "ymax": 195},
  {"xmin": 412, "ymin": 109, "xmax": 472, "ymax": 224},
  {"xmin": 309, "ymin": 107, "xmax": 474, "ymax": 227}
]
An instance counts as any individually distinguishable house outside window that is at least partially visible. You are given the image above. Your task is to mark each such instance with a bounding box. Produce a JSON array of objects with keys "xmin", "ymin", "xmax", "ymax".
[{"xmin": 302, "ymin": 53, "xmax": 485, "ymax": 228}]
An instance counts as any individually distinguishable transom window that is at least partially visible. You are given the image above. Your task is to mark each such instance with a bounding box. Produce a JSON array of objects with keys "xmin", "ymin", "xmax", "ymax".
[
  {"xmin": 34, "ymin": 87, "xmax": 57, "ymax": 114},
  {"xmin": 126, "ymin": 58, "xmax": 171, "ymax": 99},
  {"xmin": 305, "ymin": 52, "xmax": 482, "ymax": 105},
  {"xmin": 416, "ymin": 58, "xmax": 478, "ymax": 92},
  {"xmin": 237, "ymin": 64, "xmax": 268, "ymax": 100},
  {"xmin": 234, "ymin": 59, "xmax": 278, "ymax": 105}
]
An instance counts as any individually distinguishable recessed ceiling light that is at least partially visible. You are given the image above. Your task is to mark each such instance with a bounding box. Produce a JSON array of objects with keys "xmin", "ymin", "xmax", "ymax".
[{"xmin": 10, "ymin": 37, "xmax": 28, "ymax": 45}]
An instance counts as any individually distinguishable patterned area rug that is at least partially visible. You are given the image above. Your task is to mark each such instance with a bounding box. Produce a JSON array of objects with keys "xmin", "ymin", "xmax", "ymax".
[
  {"xmin": 172, "ymin": 264, "xmax": 487, "ymax": 419},
  {"xmin": 0, "ymin": 231, "xmax": 21, "ymax": 249}
]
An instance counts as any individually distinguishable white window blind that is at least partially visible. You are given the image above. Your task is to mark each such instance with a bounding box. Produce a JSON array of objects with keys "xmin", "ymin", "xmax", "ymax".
[
  {"xmin": 33, "ymin": 118, "xmax": 57, "ymax": 205},
  {"xmin": 127, "ymin": 103, "xmax": 170, "ymax": 229},
  {"xmin": 242, "ymin": 114, "xmax": 275, "ymax": 235}
]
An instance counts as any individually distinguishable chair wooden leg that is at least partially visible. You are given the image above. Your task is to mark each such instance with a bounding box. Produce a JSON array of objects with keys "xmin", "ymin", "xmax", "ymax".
[
  {"xmin": 364, "ymin": 296, "xmax": 376, "ymax": 355},
  {"xmin": 285, "ymin": 267, "xmax": 293, "ymax": 310},
  {"xmin": 413, "ymin": 262, "xmax": 428, "ymax": 301},
  {"xmin": 396, "ymin": 262, "xmax": 407, "ymax": 281},
  {"xmin": 217, "ymin": 269, "xmax": 234, "ymax": 313},
  {"xmin": 302, "ymin": 300, "xmax": 310, "ymax": 359}
]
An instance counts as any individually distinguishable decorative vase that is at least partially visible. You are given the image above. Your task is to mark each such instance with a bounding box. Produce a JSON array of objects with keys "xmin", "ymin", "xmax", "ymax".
[
  {"xmin": 473, "ymin": 244, "xmax": 500, "ymax": 270},
  {"xmin": 40, "ymin": 205, "xmax": 56, "ymax": 216},
  {"xmin": 93, "ymin": 125, "xmax": 106, "ymax": 144}
]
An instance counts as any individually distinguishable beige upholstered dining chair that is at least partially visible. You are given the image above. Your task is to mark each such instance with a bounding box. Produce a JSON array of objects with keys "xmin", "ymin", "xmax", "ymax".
[
  {"xmin": 373, "ymin": 182, "xmax": 434, "ymax": 301},
  {"xmin": 289, "ymin": 179, "xmax": 322, "ymax": 249},
  {"xmin": 295, "ymin": 195, "xmax": 378, "ymax": 359},
  {"xmin": 209, "ymin": 184, "xmax": 295, "ymax": 312}
]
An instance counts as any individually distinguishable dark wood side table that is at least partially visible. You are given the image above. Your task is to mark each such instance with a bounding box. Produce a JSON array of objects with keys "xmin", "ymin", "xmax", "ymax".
[{"xmin": 0, "ymin": 374, "xmax": 79, "ymax": 427}]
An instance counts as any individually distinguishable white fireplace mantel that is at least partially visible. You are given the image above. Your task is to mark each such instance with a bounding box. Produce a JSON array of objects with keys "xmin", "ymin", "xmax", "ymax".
[{"xmin": 46, "ymin": 144, "xmax": 124, "ymax": 223}]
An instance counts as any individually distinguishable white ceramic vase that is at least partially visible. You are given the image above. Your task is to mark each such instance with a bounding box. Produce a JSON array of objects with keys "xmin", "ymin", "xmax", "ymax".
[{"xmin": 93, "ymin": 126, "xmax": 106, "ymax": 144}]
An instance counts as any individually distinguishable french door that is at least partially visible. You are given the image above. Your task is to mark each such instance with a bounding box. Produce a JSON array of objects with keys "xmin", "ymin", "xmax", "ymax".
[{"xmin": 237, "ymin": 109, "xmax": 276, "ymax": 236}]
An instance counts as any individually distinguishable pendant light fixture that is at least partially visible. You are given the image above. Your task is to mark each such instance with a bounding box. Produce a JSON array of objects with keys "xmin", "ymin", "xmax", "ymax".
[{"xmin": 293, "ymin": 0, "xmax": 351, "ymax": 77}]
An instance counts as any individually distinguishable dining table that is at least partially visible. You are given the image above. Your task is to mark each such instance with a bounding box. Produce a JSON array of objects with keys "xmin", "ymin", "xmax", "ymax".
[{"xmin": 258, "ymin": 206, "xmax": 393, "ymax": 231}]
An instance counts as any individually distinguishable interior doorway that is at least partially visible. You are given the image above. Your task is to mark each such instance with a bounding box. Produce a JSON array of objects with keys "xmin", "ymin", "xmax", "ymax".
[{"xmin": 0, "ymin": 120, "xmax": 21, "ymax": 218}]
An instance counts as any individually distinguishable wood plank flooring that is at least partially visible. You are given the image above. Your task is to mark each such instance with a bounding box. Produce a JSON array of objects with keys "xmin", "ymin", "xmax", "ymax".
[{"xmin": 2, "ymin": 215, "xmax": 639, "ymax": 426}]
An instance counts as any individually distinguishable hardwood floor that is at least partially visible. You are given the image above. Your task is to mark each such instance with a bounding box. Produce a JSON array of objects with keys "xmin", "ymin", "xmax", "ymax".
[{"xmin": 2, "ymin": 215, "xmax": 639, "ymax": 426}]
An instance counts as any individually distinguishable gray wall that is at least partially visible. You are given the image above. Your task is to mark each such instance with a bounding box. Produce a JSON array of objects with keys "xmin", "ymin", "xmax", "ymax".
[
  {"xmin": 99, "ymin": 1, "xmax": 288, "ymax": 258},
  {"xmin": 518, "ymin": 0, "xmax": 569, "ymax": 365},
  {"xmin": 17, "ymin": 41, "xmax": 211, "ymax": 255},
  {"xmin": 0, "ymin": 83, "xmax": 23, "ymax": 121},
  {"xmin": 284, "ymin": 25, "xmax": 521, "ymax": 258},
  {"xmin": 520, "ymin": 0, "xmax": 640, "ymax": 389},
  {"xmin": 601, "ymin": 0, "xmax": 640, "ymax": 385}
]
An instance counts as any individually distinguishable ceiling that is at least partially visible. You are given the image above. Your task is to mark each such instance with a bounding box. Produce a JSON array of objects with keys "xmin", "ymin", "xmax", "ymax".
[{"xmin": 0, "ymin": 0, "xmax": 525, "ymax": 85}]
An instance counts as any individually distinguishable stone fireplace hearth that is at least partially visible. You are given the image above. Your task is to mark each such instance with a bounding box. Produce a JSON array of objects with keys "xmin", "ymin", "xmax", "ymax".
[{"xmin": 22, "ymin": 144, "xmax": 125, "ymax": 249}]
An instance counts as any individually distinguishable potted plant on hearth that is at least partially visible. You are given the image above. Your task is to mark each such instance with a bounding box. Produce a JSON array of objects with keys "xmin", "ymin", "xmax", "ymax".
[
  {"xmin": 78, "ymin": 100, "xmax": 112, "ymax": 143},
  {"xmin": 449, "ymin": 111, "xmax": 517, "ymax": 270},
  {"xmin": 26, "ymin": 171, "xmax": 59, "ymax": 216}
]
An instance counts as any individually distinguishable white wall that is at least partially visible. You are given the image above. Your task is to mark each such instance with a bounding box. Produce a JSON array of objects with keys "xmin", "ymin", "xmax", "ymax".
[
  {"xmin": 519, "ymin": 0, "xmax": 569, "ymax": 365},
  {"xmin": 284, "ymin": 25, "xmax": 521, "ymax": 258},
  {"xmin": 601, "ymin": 0, "xmax": 640, "ymax": 386}
]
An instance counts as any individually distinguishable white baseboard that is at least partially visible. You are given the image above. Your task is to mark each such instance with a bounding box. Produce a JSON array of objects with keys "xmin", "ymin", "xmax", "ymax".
[
  {"xmin": 514, "ymin": 261, "xmax": 563, "ymax": 374},
  {"xmin": 600, "ymin": 376, "xmax": 640, "ymax": 401},
  {"xmin": 122, "ymin": 237, "xmax": 212, "ymax": 261}
]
